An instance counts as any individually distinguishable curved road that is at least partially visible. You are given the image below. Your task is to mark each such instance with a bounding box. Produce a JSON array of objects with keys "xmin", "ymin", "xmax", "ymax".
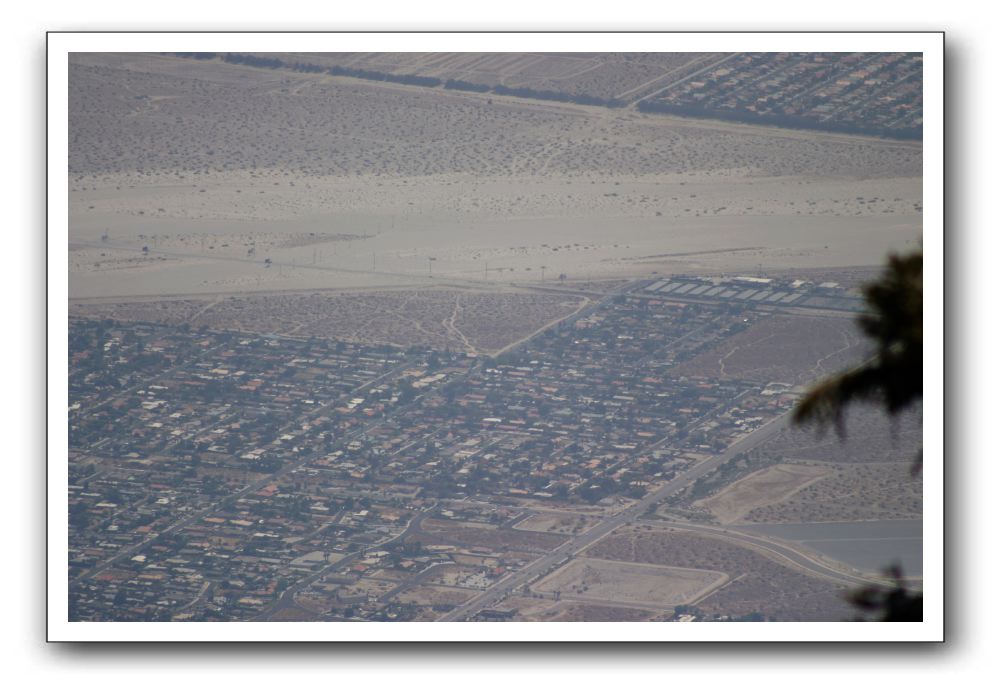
[
  {"xmin": 440, "ymin": 411, "xmax": 797, "ymax": 621},
  {"xmin": 647, "ymin": 521, "xmax": 893, "ymax": 588}
]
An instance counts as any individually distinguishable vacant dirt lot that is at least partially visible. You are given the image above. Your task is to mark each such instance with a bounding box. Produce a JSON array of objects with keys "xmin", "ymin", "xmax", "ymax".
[
  {"xmin": 513, "ymin": 512, "xmax": 599, "ymax": 535},
  {"xmin": 295, "ymin": 587, "xmax": 343, "ymax": 614},
  {"xmin": 410, "ymin": 518, "xmax": 568, "ymax": 553},
  {"xmin": 587, "ymin": 524, "xmax": 854, "ymax": 620},
  {"xmin": 267, "ymin": 606, "xmax": 318, "ymax": 621},
  {"xmin": 419, "ymin": 564, "xmax": 486, "ymax": 588},
  {"xmin": 512, "ymin": 600, "xmax": 668, "ymax": 622},
  {"xmin": 756, "ymin": 402, "xmax": 923, "ymax": 464},
  {"xmin": 532, "ymin": 558, "xmax": 726, "ymax": 607},
  {"xmin": 393, "ymin": 584, "xmax": 481, "ymax": 608},
  {"xmin": 346, "ymin": 577, "xmax": 397, "ymax": 600},
  {"xmin": 487, "ymin": 594, "xmax": 559, "ymax": 619},
  {"xmin": 726, "ymin": 399, "xmax": 923, "ymax": 523},
  {"xmin": 70, "ymin": 288, "xmax": 584, "ymax": 355},
  {"xmin": 742, "ymin": 461, "xmax": 922, "ymax": 523},
  {"xmin": 697, "ymin": 463, "xmax": 834, "ymax": 524},
  {"xmin": 671, "ymin": 313, "xmax": 867, "ymax": 384}
]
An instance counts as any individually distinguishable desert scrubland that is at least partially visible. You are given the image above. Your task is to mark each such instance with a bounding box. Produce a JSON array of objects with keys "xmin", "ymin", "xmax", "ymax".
[
  {"xmin": 705, "ymin": 403, "xmax": 924, "ymax": 525},
  {"xmin": 70, "ymin": 288, "xmax": 585, "ymax": 354},
  {"xmin": 69, "ymin": 52, "xmax": 922, "ymax": 307},
  {"xmin": 586, "ymin": 524, "xmax": 856, "ymax": 620}
]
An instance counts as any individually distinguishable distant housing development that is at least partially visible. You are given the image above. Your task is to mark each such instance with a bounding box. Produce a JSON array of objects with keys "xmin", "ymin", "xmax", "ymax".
[
  {"xmin": 68, "ymin": 275, "xmax": 917, "ymax": 622},
  {"xmin": 637, "ymin": 52, "xmax": 922, "ymax": 139},
  {"xmin": 171, "ymin": 51, "xmax": 923, "ymax": 139}
]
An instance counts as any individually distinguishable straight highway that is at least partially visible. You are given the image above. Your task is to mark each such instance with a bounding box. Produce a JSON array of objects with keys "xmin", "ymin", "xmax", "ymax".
[{"xmin": 440, "ymin": 410, "xmax": 795, "ymax": 621}]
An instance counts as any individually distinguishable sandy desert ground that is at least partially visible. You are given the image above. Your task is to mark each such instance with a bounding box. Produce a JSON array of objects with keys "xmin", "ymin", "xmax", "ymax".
[
  {"xmin": 587, "ymin": 524, "xmax": 855, "ymax": 620},
  {"xmin": 70, "ymin": 288, "xmax": 586, "ymax": 354},
  {"xmin": 697, "ymin": 463, "xmax": 835, "ymax": 525},
  {"xmin": 671, "ymin": 313, "xmax": 869, "ymax": 385},
  {"xmin": 68, "ymin": 52, "xmax": 923, "ymax": 302},
  {"xmin": 531, "ymin": 557, "xmax": 727, "ymax": 608}
]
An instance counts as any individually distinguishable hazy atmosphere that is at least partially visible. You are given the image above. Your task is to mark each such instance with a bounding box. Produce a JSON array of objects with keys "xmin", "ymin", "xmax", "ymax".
[{"xmin": 67, "ymin": 51, "xmax": 923, "ymax": 624}]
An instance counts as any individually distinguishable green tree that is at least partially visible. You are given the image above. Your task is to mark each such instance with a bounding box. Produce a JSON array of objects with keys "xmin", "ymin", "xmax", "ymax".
[{"xmin": 794, "ymin": 248, "xmax": 923, "ymax": 620}]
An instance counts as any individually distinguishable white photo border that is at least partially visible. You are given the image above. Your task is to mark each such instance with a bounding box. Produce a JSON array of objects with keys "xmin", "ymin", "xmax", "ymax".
[{"xmin": 48, "ymin": 31, "xmax": 943, "ymax": 642}]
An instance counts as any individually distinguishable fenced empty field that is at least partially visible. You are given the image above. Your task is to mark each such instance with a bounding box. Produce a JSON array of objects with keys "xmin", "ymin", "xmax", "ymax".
[{"xmin": 532, "ymin": 558, "xmax": 726, "ymax": 608}]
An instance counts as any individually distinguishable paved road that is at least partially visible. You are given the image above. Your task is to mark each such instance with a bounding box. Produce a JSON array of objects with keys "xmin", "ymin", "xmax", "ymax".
[
  {"xmin": 440, "ymin": 411, "xmax": 795, "ymax": 621},
  {"xmin": 376, "ymin": 561, "xmax": 456, "ymax": 606},
  {"xmin": 70, "ymin": 356, "xmax": 419, "ymax": 588},
  {"xmin": 72, "ymin": 319, "xmax": 514, "ymax": 602},
  {"xmin": 631, "ymin": 53, "xmax": 743, "ymax": 104},
  {"xmin": 73, "ymin": 338, "xmax": 229, "ymax": 417},
  {"xmin": 648, "ymin": 521, "xmax": 893, "ymax": 588},
  {"xmin": 70, "ymin": 271, "xmax": 883, "ymax": 618},
  {"xmin": 253, "ymin": 505, "xmax": 437, "ymax": 621},
  {"xmin": 72, "ymin": 239, "xmax": 615, "ymax": 299},
  {"xmin": 71, "ymin": 240, "xmax": 449, "ymax": 289}
]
